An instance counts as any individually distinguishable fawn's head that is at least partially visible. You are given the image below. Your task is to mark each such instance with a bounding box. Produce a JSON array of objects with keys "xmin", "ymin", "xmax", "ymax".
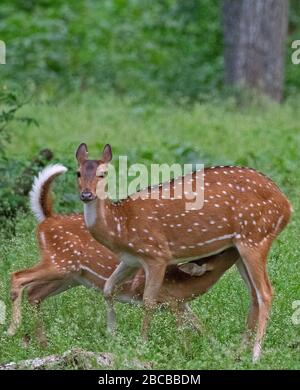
[{"xmin": 76, "ymin": 143, "xmax": 112, "ymax": 202}]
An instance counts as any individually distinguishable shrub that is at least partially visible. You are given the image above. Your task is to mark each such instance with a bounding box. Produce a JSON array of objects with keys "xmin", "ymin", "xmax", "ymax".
[
  {"xmin": 0, "ymin": 87, "xmax": 40, "ymax": 234},
  {"xmin": 1, "ymin": 0, "xmax": 299, "ymax": 101}
]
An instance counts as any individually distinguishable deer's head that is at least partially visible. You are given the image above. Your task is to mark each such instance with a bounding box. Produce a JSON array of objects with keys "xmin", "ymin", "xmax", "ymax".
[{"xmin": 76, "ymin": 143, "xmax": 112, "ymax": 203}]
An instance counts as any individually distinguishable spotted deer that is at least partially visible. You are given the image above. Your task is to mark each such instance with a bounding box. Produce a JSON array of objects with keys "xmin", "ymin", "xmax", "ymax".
[
  {"xmin": 76, "ymin": 143, "xmax": 292, "ymax": 362},
  {"xmin": 7, "ymin": 164, "xmax": 239, "ymax": 343}
]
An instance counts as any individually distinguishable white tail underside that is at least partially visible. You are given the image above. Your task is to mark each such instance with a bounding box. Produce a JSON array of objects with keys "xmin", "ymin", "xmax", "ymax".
[{"xmin": 30, "ymin": 164, "xmax": 67, "ymax": 222}]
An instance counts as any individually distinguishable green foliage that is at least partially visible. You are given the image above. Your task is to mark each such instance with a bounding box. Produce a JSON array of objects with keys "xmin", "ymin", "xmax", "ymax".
[
  {"xmin": 0, "ymin": 0, "xmax": 222, "ymax": 101},
  {"xmin": 1, "ymin": 0, "xmax": 299, "ymax": 101},
  {"xmin": 0, "ymin": 87, "xmax": 39, "ymax": 233},
  {"xmin": 0, "ymin": 87, "xmax": 38, "ymax": 151}
]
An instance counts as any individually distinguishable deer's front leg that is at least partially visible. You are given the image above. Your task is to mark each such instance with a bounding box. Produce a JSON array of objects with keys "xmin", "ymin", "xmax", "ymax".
[{"xmin": 103, "ymin": 261, "xmax": 139, "ymax": 333}]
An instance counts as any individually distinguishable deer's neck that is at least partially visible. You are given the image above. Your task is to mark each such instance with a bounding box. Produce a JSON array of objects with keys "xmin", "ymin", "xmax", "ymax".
[{"xmin": 83, "ymin": 197, "xmax": 122, "ymax": 249}]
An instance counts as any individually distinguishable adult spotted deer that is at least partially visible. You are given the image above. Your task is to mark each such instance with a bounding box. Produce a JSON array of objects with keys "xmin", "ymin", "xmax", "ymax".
[
  {"xmin": 8, "ymin": 164, "xmax": 238, "ymax": 343},
  {"xmin": 76, "ymin": 143, "xmax": 292, "ymax": 362}
]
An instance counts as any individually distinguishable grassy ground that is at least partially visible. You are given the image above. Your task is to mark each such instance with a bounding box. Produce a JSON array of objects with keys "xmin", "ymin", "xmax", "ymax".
[{"xmin": 0, "ymin": 93, "xmax": 300, "ymax": 369}]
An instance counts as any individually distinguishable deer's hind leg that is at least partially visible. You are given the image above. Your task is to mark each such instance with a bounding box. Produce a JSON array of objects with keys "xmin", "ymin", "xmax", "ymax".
[
  {"xmin": 236, "ymin": 258, "xmax": 259, "ymax": 344},
  {"xmin": 7, "ymin": 280, "xmax": 24, "ymax": 336},
  {"xmin": 7, "ymin": 264, "xmax": 65, "ymax": 336},
  {"xmin": 27, "ymin": 280, "xmax": 72, "ymax": 347},
  {"xmin": 235, "ymin": 239, "xmax": 274, "ymax": 363}
]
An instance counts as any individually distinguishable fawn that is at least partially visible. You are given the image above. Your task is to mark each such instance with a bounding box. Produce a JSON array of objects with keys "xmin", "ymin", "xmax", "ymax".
[
  {"xmin": 76, "ymin": 143, "xmax": 292, "ymax": 362},
  {"xmin": 8, "ymin": 164, "xmax": 238, "ymax": 344}
]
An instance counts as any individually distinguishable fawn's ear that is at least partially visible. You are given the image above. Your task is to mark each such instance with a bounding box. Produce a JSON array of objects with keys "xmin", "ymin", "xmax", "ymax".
[
  {"xmin": 178, "ymin": 262, "xmax": 208, "ymax": 276},
  {"xmin": 102, "ymin": 144, "xmax": 112, "ymax": 163},
  {"xmin": 76, "ymin": 143, "xmax": 88, "ymax": 164}
]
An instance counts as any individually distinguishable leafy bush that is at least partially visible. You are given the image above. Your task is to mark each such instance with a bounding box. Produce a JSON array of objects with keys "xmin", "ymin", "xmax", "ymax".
[
  {"xmin": 0, "ymin": 87, "xmax": 41, "ymax": 234},
  {"xmin": 0, "ymin": 0, "xmax": 223, "ymax": 101},
  {"xmin": 1, "ymin": 0, "xmax": 299, "ymax": 101}
]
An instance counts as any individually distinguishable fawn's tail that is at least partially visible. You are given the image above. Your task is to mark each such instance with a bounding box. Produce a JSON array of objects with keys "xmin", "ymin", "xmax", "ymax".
[{"xmin": 29, "ymin": 164, "xmax": 67, "ymax": 222}]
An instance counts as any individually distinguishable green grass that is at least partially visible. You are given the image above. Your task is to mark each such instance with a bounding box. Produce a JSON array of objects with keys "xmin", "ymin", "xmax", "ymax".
[{"xmin": 1, "ymin": 93, "xmax": 300, "ymax": 369}]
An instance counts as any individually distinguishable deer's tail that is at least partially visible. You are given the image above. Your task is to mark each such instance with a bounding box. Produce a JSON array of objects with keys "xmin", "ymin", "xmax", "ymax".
[{"xmin": 29, "ymin": 164, "xmax": 67, "ymax": 222}]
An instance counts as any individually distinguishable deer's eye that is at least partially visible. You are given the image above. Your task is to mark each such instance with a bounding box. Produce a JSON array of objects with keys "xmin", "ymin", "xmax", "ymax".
[
  {"xmin": 76, "ymin": 171, "xmax": 81, "ymax": 178},
  {"xmin": 97, "ymin": 171, "xmax": 107, "ymax": 178}
]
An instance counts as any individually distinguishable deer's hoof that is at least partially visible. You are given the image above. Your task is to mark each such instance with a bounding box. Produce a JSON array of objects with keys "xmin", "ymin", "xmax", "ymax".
[
  {"xmin": 6, "ymin": 327, "xmax": 16, "ymax": 337},
  {"xmin": 252, "ymin": 343, "xmax": 262, "ymax": 363}
]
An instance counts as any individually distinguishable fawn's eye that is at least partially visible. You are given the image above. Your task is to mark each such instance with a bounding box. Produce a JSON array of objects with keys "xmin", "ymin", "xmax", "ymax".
[{"xmin": 76, "ymin": 171, "xmax": 81, "ymax": 178}]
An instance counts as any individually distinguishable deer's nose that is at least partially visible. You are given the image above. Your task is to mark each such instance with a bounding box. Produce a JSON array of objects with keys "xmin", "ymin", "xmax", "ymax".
[{"xmin": 80, "ymin": 190, "xmax": 94, "ymax": 202}]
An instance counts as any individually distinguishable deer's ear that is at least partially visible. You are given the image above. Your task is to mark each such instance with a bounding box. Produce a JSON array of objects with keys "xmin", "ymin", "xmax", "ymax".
[
  {"xmin": 102, "ymin": 144, "xmax": 112, "ymax": 163},
  {"xmin": 76, "ymin": 143, "xmax": 88, "ymax": 164}
]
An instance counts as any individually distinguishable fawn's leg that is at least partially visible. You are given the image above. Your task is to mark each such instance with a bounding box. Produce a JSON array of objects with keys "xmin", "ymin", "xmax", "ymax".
[
  {"xmin": 30, "ymin": 302, "xmax": 48, "ymax": 348},
  {"xmin": 180, "ymin": 303, "xmax": 204, "ymax": 333},
  {"xmin": 7, "ymin": 285, "xmax": 24, "ymax": 336},
  {"xmin": 171, "ymin": 301, "xmax": 204, "ymax": 333},
  {"xmin": 236, "ymin": 241, "xmax": 273, "ymax": 363},
  {"xmin": 103, "ymin": 261, "xmax": 139, "ymax": 333},
  {"xmin": 27, "ymin": 280, "xmax": 71, "ymax": 347},
  {"xmin": 141, "ymin": 259, "xmax": 167, "ymax": 340},
  {"xmin": 8, "ymin": 265, "xmax": 65, "ymax": 336},
  {"xmin": 28, "ymin": 280, "xmax": 72, "ymax": 303}
]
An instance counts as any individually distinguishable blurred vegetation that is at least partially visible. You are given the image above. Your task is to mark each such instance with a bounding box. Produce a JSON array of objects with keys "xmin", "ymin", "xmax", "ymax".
[
  {"xmin": 0, "ymin": 0, "xmax": 223, "ymax": 102},
  {"xmin": 0, "ymin": 0, "xmax": 300, "ymax": 100},
  {"xmin": 0, "ymin": 88, "xmax": 47, "ymax": 234},
  {"xmin": 1, "ymin": 0, "xmax": 299, "ymax": 101}
]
